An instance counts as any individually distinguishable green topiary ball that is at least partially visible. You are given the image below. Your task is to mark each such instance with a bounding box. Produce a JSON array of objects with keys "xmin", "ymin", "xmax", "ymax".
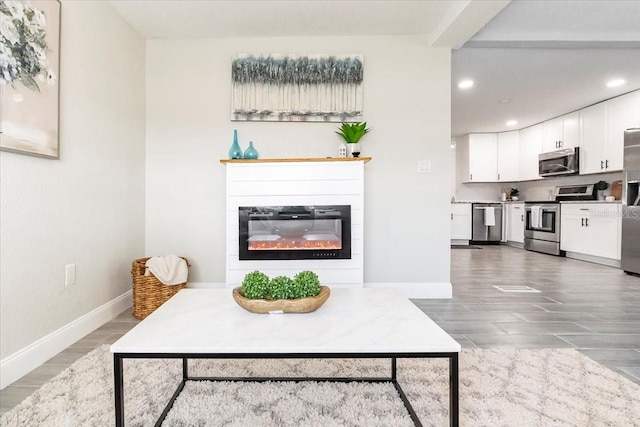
[
  {"xmin": 241, "ymin": 271, "xmax": 270, "ymax": 299},
  {"xmin": 292, "ymin": 271, "xmax": 321, "ymax": 298},
  {"xmin": 269, "ymin": 275, "xmax": 295, "ymax": 300}
]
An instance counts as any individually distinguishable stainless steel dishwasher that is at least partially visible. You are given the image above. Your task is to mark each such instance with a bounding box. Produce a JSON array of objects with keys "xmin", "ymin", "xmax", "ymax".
[{"xmin": 471, "ymin": 203, "xmax": 503, "ymax": 244}]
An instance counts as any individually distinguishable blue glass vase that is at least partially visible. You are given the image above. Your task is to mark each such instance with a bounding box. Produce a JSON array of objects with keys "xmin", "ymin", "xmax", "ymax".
[
  {"xmin": 229, "ymin": 129, "xmax": 243, "ymax": 159},
  {"xmin": 243, "ymin": 141, "xmax": 259, "ymax": 159}
]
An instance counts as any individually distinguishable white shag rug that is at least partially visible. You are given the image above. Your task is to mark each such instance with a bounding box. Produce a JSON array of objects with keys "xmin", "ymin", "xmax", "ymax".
[{"xmin": 2, "ymin": 345, "xmax": 640, "ymax": 426}]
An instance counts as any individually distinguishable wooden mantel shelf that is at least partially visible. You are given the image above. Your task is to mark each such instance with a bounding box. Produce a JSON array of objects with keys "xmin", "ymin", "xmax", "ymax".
[{"xmin": 220, "ymin": 157, "xmax": 372, "ymax": 164}]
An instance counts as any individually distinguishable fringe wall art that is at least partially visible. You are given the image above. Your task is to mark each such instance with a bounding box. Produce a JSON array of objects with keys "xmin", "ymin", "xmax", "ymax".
[{"xmin": 231, "ymin": 54, "xmax": 364, "ymax": 122}]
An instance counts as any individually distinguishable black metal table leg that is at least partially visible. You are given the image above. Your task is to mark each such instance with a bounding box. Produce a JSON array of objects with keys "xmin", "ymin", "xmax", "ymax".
[
  {"xmin": 391, "ymin": 357, "xmax": 397, "ymax": 380},
  {"xmin": 114, "ymin": 354, "xmax": 124, "ymax": 427},
  {"xmin": 450, "ymin": 353, "xmax": 459, "ymax": 427}
]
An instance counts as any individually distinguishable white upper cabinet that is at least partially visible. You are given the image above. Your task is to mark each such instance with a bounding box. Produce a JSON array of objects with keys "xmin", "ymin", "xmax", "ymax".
[
  {"xmin": 542, "ymin": 111, "xmax": 580, "ymax": 152},
  {"xmin": 460, "ymin": 133, "xmax": 498, "ymax": 182},
  {"xmin": 561, "ymin": 111, "xmax": 581, "ymax": 149},
  {"xmin": 607, "ymin": 91, "xmax": 640, "ymax": 171},
  {"xmin": 519, "ymin": 124, "xmax": 543, "ymax": 181},
  {"xmin": 542, "ymin": 117, "xmax": 562, "ymax": 152},
  {"xmin": 580, "ymin": 102, "xmax": 608, "ymax": 174},
  {"xmin": 580, "ymin": 91, "xmax": 640, "ymax": 175},
  {"xmin": 456, "ymin": 91, "xmax": 639, "ymax": 184},
  {"xmin": 497, "ymin": 131, "xmax": 519, "ymax": 182}
]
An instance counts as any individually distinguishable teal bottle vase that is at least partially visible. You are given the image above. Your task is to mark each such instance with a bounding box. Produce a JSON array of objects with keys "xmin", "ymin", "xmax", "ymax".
[
  {"xmin": 229, "ymin": 129, "xmax": 243, "ymax": 159},
  {"xmin": 243, "ymin": 141, "xmax": 259, "ymax": 159}
]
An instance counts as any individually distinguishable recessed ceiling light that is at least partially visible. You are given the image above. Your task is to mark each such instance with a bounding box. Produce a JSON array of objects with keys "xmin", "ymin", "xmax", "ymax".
[
  {"xmin": 506, "ymin": 120, "xmax": 518, "ymax": 126},
  {"xmin": 458, "ymin": 80, "xmax": 474, "ymax": 89},
  {"xmin": 500, "ymin": 99, "xmax": 511, "ymax": 104},
  {"xmin": 606, "ymin": 78, "xmax": 626, "ymax": 88}
]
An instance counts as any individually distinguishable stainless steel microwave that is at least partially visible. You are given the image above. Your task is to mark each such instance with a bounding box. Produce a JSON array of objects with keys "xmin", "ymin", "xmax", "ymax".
[{"xmin": 539, "ymin": 147, "xmax": 579, "ymax": 177}]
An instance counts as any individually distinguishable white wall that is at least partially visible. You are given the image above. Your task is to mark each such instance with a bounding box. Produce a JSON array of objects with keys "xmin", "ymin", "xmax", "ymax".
[
  {"xmin": 146, "ymin": 36, "xmax": 452, "ymax": 286},
  {"xmin": 0, "ymin": 0, "xmax": 145, "ymax": 363}
]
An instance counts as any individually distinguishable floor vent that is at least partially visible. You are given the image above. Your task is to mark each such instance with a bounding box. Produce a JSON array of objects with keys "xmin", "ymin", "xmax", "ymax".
[{"xmin": 493, "ymin": 285, "xmax": 540, "ymax": 293}]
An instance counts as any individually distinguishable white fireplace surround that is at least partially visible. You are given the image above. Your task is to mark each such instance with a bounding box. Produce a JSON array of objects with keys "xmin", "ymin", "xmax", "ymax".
[{"xmin": 224, "ymin": 159, "xmax": 365, "ymax": 287}]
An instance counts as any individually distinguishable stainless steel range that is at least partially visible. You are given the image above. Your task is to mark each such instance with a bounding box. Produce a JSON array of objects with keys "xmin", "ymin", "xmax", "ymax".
[
  {"xmin": 524, "ymin": 184, "xmax": 597, "ymax": 256},
  {"xmin": 524, "ymin": 201, "xmax": 562, "ymax": 256}
]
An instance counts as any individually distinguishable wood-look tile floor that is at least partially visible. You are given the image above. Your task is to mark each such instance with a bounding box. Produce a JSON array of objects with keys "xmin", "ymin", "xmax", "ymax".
[
  {"xmin": 0, "ymin": 309, "xmax": 141, "ymax": 415},
  {"xmin": 413, "ymin": 245, "xmax": 640, "ymax": 386},
  {"xmin": 1, "ymin": 245, "xmax": 639, "ymax": 415}
]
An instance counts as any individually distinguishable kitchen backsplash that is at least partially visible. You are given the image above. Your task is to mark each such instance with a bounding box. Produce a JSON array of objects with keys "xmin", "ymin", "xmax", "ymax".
[
  {"xmin": 454, "ymin": 171, "xmax": 622, "ymax": 202},
  {"xmin": 516, "ymin": 172, "xmax": 622, "ymax": 201},
  {"xmin": 453, "ymin": 182, "xmax": 511, "ymax": 202}
]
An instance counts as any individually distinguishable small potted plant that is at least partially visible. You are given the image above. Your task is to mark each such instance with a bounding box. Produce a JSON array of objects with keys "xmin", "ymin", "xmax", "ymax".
[
  {"xmin": 335, "ymin": 122, "xmax": 371, "ymax": 158},
  {"xmin": 595, "ymin": 180, "xmax": 609, "ymax": 200},
  {"xmin": 233, "ymin": 270, "xmax": 330, "ymax": 314}
]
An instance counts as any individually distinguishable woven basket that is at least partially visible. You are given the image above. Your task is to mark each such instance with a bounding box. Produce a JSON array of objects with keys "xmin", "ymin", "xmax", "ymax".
[{"xmin": 131, "ymin": 257, "xmax": 189, "ymax": 320}]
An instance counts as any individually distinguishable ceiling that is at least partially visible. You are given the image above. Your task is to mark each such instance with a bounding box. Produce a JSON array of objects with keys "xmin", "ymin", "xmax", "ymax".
[
  {"xmin": 109, "ymin": 0, "xmax": 507, "ymax": 44},
  {"xmin": 452, "ymin": 0, "xmax": 640, "ymax": 138},
  {"xmin": 110, "ymin": 0, "xmax": 640, "ymax": 139}
]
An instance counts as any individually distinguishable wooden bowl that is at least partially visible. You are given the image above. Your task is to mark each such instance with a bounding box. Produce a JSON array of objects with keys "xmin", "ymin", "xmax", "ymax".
[{"xmin": 232, "ymin": 286, "xmax": 330, "ymax": 314}]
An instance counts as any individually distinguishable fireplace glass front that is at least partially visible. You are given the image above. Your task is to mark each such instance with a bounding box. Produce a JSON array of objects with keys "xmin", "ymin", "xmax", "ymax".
[{"xmin": 238, "ymin": 205, "xmax": 351, "ymax": 260}]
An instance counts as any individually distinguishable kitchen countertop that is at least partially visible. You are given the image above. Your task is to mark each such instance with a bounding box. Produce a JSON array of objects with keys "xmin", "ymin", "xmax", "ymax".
[
  {"xmin": 453, "ymin": 200, "xmax": 622, "ymax": 204},
  {"xmin": 451, "ymin": 200, "xmax": 526, "ymax": 204},
  {"xmin": 559, "ymin": 200, "xmax": 621, "ymax": 204}
]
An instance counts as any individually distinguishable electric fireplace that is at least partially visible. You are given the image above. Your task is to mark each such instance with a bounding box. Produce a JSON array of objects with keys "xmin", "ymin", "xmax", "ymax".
[{"xmin": 238, "ymin": 205, "xmax": 351, "ymax": 260}]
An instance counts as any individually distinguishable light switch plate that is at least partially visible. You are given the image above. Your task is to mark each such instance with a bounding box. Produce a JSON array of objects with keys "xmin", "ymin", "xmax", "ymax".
[
  {"xmin": 417, "ymin": 160, "xmax": 431, "ymax": 173},
  {"xmin": 65, "ymin": 263, "xmax": 76, "ymax": 287}
]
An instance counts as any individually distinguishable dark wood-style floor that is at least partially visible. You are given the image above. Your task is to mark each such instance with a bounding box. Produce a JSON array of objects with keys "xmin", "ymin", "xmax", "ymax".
[{"xmin": 1, "ymin": 245, "xmax": 639, "ymax": 415}]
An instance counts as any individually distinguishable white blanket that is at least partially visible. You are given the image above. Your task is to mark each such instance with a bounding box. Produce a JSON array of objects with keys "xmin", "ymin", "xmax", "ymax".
[
  {"xmin": 484, "ymin": 207, "xmax": 496, "ymax": 226},
  {"xmin": 145, "ymin": 255, "xmax": 188, "ymax": 285}
]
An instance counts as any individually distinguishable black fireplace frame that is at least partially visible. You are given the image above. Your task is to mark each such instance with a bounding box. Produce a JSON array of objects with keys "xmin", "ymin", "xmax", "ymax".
[{"xmin": 238, "ymin": 205, "xmax": 351, "ymax": 260}]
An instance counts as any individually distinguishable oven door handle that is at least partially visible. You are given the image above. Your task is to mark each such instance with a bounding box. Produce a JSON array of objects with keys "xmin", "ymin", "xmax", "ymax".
[
  {"xmin": 525, "ymin": 207, "xmax": 559, "ymax": 213},
  {"xmin": 279, "ymin": 214, "xmax": 312, "ymax": 219}
]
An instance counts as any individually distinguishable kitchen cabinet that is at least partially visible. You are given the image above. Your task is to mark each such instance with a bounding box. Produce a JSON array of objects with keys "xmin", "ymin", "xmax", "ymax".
[
  {"xmin": 580, "ymin": 102, "xmax": 608, "ymax": 174},
  {"xmin": 506, "ymin": 203, "xmax": 525, "ymax": 243},
  {"xmin": 497, "ymin": 131, "xmax": 519, "ymax": 182},
  {"xmin": 459, "ymin": 133, "xmax": 498, "ymax": 182},
  {"xmin": 451, "ymin": 203, "xmax": 472, "ymax": 241},
  {"xmin": 519, "ymin": 123, "xmax": 543, "ymax": 181},
  {"xmin": 560, "ymin": 203, "xmax": 621, "ymax": 260},
  {"xmin": 580, "ymin": 91, "xmax": 640, "ymax": 175},
  {"xmin": 542, "ymin": 111, "xmax": 580, "ymax": 152},
  {"xmin": 606, "ymin": 91, "xmax": 640, "ymax": 171}
]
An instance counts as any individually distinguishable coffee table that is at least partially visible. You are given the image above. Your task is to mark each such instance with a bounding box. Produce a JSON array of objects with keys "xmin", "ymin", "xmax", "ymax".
[{"xmin": 111, "ymin": 288, "xmax": 461, "ymax": 426}]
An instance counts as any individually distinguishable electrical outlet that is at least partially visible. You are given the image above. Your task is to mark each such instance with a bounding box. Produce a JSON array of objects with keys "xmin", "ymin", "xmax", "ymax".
[{"xmin": 65, "ymin": 264, "xmax": 76, "ymax": 287}]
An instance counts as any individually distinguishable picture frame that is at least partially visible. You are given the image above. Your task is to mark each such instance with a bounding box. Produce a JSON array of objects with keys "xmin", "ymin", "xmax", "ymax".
[
  {"xmin": 231, "ymin": 54, "xmax": 364, "ymax": 122},
  {"xmin": 0, "ymin": 0, "xmax": 61, "ymax": 159}
]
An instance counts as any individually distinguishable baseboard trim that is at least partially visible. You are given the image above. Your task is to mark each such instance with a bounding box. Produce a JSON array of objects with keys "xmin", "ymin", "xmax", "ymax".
[
  {"xmin": 364, "ymin": 282, "xmax": 452, "ymax": 299},
  {"xmin": 0, "ymin": 291, "xmax": 132, "ymax": 390},
  {"xmin": 451, "ymin": 239, "xmax": 470, "ymax": 246},
  {"xmin": 503, "ymin": 241, "xmax": 525, "ymax": 249},
  {"xmin": 565, "ymin": 252, "xmax": 621, "ymax": 268}
]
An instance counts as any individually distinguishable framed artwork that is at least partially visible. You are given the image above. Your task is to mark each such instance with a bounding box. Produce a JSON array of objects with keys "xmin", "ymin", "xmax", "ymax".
[
  {"xmin": 0, "ymin": 0, "xmax": 61, "ymax": 159},
  {"xmin": 231, "ymin": 54, "xmax": 364, "ymax": 122}
]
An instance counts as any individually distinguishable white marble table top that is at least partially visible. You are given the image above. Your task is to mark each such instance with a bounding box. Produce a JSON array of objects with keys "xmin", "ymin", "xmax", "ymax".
[{"xmin": 111, "ymin": 289, "xmax": 460, "ymax": 354}]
